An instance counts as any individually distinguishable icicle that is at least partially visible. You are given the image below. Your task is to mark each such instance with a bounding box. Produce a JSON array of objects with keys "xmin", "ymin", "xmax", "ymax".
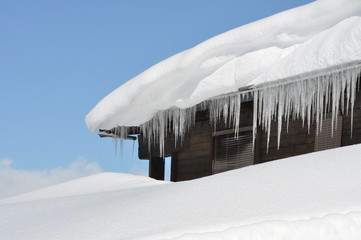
[
  {"xmin": 253, "ymin": 63, "xmax": 360, "ymax": 150},
  {"xmin": 111, "ymin": 63, "xmax": 360, "ymax": 158},
  {"xmin": 350, "ymin": 67, "xmax": 359, "ymax": 137},
  {"xmin": 234, "ymin": 94, "xmax": 242, "ymax": 138},
  {"xmin": 277, "ymin": 84, "xmax": 284, "ymax": 149},
  {"xmin": 252, "ymin": 90, "xmax": 258, "ymax": 151}
]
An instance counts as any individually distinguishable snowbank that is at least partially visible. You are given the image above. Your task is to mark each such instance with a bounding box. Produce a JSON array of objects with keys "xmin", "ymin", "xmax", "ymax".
[
  {"xmin": 1, "ymin": 144, "xmax": 361, "ymax": 239},
  {"xmin": 0, "ymin": 172, "xmax": 167, "ymax": 204},
  {"xmin": 86, "ymin": 0, "xmax": 361, "ymax": 131}
]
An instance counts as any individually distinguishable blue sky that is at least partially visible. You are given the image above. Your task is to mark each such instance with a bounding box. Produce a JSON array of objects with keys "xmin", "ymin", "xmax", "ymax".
[{"xmin": 0, "ymin": 0, "xmax": 314, "ymax": 182}]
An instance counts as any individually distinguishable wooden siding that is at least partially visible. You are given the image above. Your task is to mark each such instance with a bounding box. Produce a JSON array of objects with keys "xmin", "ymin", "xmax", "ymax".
[
  {"xmin": 258, "ymin": 119, "xmax": 316, "ymax": 163},
  {"xmin": 173, "ymin": 120, "xmax": 213, "ymax": 181},
  {"xmin": 342, "ymin": 89, "xmax": 361, "ymax": 146},
  {"xmin": 173, "ymin": 102, "xmax": 254, "ymax": 181},
  {"xmin": 149, "ymin": 157, "xmax": 165, "ymax": 180},
  {"xmin": 138, "ymin": 80, "xmax": 361, "ymax": 182},
  {"xmin": 315, "ymin": 116, "xmax": 342, "ymax": 152}
]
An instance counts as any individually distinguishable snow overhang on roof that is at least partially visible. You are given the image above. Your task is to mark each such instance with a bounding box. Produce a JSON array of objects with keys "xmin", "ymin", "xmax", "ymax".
[{"xmin": 86, "ymin": 0, "xmax": 361, "ymax": 152}]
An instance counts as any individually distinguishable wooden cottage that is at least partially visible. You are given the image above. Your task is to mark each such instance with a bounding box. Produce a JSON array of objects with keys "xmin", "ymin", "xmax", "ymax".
[
  {"xmin": 138, "ymin": 87, "xmax": 361, "ymax": 181},
  {"xmin": 99, "ymin": 78, "xmax": 361, "ymax": 181},
  {"xmin": 87, "ymin": 0, "xmax": 361, "ymax": 181}
]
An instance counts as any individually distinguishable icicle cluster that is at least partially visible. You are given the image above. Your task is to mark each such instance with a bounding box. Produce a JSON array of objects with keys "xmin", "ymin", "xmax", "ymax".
[
  {"xmin": 112, "ymin": 63, "xmax": 361, "ymax": 157},
  {"xmin": 254, "ymin": 64, "xmax": 360, "ymax": 152},
  {"xmin": 141, "ymin": 107, "xmax": 197, "ymax": 156}
]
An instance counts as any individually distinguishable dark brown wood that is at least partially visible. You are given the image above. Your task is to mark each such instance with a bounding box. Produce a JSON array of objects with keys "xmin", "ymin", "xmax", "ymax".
[
  {"xmin": 170, "ymin": 152, "xmax": 178, "ymax": 182},
  {"xmin": 176, "ymin": 120, "xmax": 213, "ymax": 181},
  {"xmin": 138, "ymin": 80, "xmax": 361, "ymax": 182},
  {"xmin": 212, "ymin": 130, "xmax": 253, "ymax": 174},
  {"xmin": 195, "ymin": 110, "xmax": 210, "ymax": 121},
  {"xmin": 342, "ymin": 89, "xmax": 361, "ymax": 146},
  {"xmin": 138, "ymin": 131, "xmax": 183, "ymax": 159},
  {"xmin": 149, "ymin": 157, "xmax": 165, "ymax": 180},
  {"xmin": 254, "ymin": 126, "xmax": 262, "ymax": 164},
  {"xmin": 261, "ymin": 119, "xmax": 317, "ymax": 163}
]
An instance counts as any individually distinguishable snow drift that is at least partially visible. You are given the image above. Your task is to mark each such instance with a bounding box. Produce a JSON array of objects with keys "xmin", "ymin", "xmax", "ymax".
[
  {"xmin": 86, "ymin": 0, "xmax": 361, "ymax": 133},
  {"xmin": 1, "ymin": 144, "xmax": 361, "ymax": 239}
]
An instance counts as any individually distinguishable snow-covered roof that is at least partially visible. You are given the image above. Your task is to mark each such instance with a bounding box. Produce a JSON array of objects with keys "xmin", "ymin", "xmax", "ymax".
[{"xmin": 86, "ymin": 0, "xmax": 361, "ymax": 133}]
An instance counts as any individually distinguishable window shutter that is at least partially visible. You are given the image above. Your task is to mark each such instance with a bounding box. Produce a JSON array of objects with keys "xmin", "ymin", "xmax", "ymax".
[
  {"xmin": 315, "ymin": 116, "xmax": 342, "ymax": 152},
  {"xmin": 212, "ymin": 130, "xmax": 254, "ymax": 174}
]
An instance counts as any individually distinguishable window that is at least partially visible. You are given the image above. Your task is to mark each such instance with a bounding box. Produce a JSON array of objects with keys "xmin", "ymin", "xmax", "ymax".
[
  {"xmin": 315, "ymin": 115, "xmax": 342, "ymax": 152},
  {"xmin": 212, "ymin": 127, "xmax": 254, "ymax": 174}
]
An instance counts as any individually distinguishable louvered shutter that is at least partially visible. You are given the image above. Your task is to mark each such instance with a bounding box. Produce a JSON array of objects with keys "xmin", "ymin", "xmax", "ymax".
[
  {"xmin": 212, "ymin": 130, "xmax": 254, "ymax": 174},
  {"xmin": 315, "ymin": 116, "xmax": 342, "ymax": 152}
]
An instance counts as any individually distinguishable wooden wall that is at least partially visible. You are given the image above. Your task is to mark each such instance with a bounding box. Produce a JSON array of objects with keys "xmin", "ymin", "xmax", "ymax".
[
  {"xmin": 172, "ymin": 120, "xmax": 213, "ymax": 181},
  {"xmin": 173, "ymin": 101, "xmax": 254, "ymax": 181},
  {"xmin": 139, "ymin": 85, "xmax": 361, "ymax": 182},
  {"xmin": 342, "ymin": 89, "xmax": 361, "ymax": 146},
  {"xmin": 257, "ymin": 120, "xmax": 316, "ymax": 163}
]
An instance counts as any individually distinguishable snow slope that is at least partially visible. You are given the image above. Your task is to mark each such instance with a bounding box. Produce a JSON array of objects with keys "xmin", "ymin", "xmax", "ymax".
[
  {"xmin": 2, "ymin": 144, "xmax": 361, "ymax": 240},
  {"xmin": 0, "ymin": 172, "xmax": 167, "ymax": 204},
  {"xmin": 86, "ymin": 0, "xmax": 361, "ymax": 131}
]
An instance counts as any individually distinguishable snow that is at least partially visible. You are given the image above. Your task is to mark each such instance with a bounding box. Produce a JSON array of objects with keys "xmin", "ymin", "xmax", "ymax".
[
  {"xmin": 0, "ymin": 158, "xmax": 102, "ymax": 199},
  {"xmin": 86, "ymin": 0, "xmax": 361, "ymax": 132},
  {"xmin": 0, "ymin": 172, "xmax": 166, "ymax": 204},
  {"xmin": 2, "ymin": 144, "xmax": 361, "ymax": 239}
]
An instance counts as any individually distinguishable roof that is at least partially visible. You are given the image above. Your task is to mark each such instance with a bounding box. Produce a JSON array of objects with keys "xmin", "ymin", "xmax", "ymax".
[{"xmin": 86, "ymin": 0, "xmax": 361, "ymax": 133}]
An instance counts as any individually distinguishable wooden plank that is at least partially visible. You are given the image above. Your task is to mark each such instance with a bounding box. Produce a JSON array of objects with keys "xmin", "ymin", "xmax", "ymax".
[
  {"xmin": 177, "ymin": 157, "xmax": 212, "ymax": 174},
  {"xmin": 149, "ymin": 157, "xmax": 165, "ymax": 180},
  {"xmin": 170, "ymin": 153, "xmax": 178, "ymax": 182},
  {"xmin": 295, "ymin": 143, "xmax": 315, "ymax": 155},
  {"xmin": 261, "ymin": 146, "xmax": 295, "ymax": 162},
  {"xmin": 315, "ymin": 116, "xmax": 342, "ymax": 152},
  {"xmin": 212, "ymin": 126, "xmax": 253, "ymax": 136}
]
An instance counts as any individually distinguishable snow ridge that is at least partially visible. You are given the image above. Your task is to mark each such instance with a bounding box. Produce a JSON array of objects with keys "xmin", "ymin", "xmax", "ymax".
[
  {"xmin": 170, "ymin": 211, "xmax": 361, "ymax": 240},
  {"xmin": 3, "ymin": 144, "xmax": 361, "ymax": 240}
]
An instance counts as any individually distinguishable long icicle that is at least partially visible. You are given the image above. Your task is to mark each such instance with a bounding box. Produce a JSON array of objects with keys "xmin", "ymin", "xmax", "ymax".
[{"xmin": 113, "ymin": 63, "xmax": 360, "ymax": 157}]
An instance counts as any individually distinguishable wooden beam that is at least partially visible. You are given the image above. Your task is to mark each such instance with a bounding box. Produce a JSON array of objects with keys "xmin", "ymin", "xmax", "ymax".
[
  {"xmin": 212, "ymin": 126, "xmax": 253, "ymax": 136},
  {"xmin": 149, "ymin": 157, "xmax": 165, "ymax": 180}
]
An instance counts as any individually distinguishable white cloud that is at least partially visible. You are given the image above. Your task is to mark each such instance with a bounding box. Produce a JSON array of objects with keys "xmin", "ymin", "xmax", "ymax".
[
  {"xmin": 0, "ymin": 158, "xmax": 12, "ymax": 168},
  {"xmin": 0, "ymin": 157, "xmax": 102, "ymax": 199}
]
